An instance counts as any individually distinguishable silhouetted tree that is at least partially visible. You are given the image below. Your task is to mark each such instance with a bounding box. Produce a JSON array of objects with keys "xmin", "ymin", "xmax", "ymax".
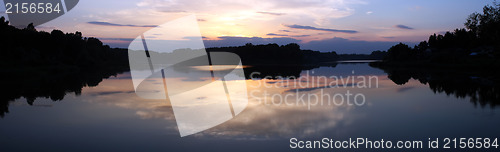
[
  {"xmin": 465, "ymin": 1, "xmax": 500, "ymax": 45},
  {"xmin": 0, "ymin": 16, "xmax": 9, "ymax": 26},
  {"xmin": 25, "ymin": 23, "xmax": 36, "ymax": 31},
  {"xmin": 370, "ymin": 50, "xmax": 388, "ymax": 59},
  {"xmin": 386, "ymin": 43, "xmax": 413, "ymax": 61}
]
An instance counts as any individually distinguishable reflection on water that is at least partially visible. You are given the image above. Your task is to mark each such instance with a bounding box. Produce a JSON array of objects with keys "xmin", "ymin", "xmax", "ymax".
[
  {"xmin": 1, "ymin": 62, "xmax": 500, "ymax": 151},
  {"xmin": 0, "ymin": 67, "xmax": 128, "ymax": 117},
  {"xmin": 372, "ymin": 64, "xmax": 500, "ymax": 108}
]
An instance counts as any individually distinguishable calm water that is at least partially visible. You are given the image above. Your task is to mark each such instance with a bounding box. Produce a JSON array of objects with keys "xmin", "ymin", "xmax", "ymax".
[{"xmin": 1, "ymin": 62, "xmax": 500, "ymax": 151}]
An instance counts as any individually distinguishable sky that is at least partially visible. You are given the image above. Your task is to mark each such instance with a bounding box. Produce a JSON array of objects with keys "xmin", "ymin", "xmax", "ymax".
[{"xmin": 0, "ymin": 0, "xmax": 493, "ymax": 54}]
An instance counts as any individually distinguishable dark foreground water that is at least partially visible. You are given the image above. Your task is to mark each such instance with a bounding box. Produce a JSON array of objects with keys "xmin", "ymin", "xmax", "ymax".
[{"xmin": 1, "ymin": 62, "xmax": 499, "ymax": 151}]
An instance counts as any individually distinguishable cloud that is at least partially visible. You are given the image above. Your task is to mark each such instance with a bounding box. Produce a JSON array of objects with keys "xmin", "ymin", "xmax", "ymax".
[
  {"xmin": 87, "ymin": 21, "xmax": 156, "ymax": 27},
  {"xmin": 266, "ymin": 33, "xmax": 288, "ymax": 36},
  {"xmin": 283, "ymin": 24, "xmax": 358, "ymax": 34},
  {"xmin": 257, "ymin": 11, "xmax": 285, "ymax": 16},
  {"xmin": 280, "ymin": 30, "xmax": 291, "ymax": 32},
  {"xmin": 395, "ymin": 24, "xmax": 414, "ymax": 30},
  {"xmin": 197, "ymin": 19, "xmax": 207, "ymax": 22},
  {"xmin": 291, "ymin": 35, "xmax": 310, "ymax": 37},
  {"xmin": 366, "ymin": 11, "xmax": 373, "ymax": 15},
  {"xmin": 93, "ymin": 91, "xmax": 135, "ymax": 96},
  {"xmin": 137, "ymin": 0, "xmax": 363, "ymax": 25},
  {"xmin": 381, "ymin": 36, "xmax": 396, "ymax": 39}
]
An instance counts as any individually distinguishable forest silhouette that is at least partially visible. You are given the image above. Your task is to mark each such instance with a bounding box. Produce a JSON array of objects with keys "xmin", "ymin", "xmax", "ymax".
[
  {"xmin": 207, "ymin": 43, "xmax": 338, "ymax": 65},
  {"xmin": 370, "ymin": 2, "xmax": 500, "ymax": 108},
  {"xmin": 0, "ymin": 17, "xmax": 130, "ymax": 117},
  {"xmin": 376, "ymin": 67, "xmax": 500, "ymax": 108},
  {"xmin": 378, "ymin": 2, "xmax": 500, "ymax": 65},
  {"xmin": 0, "ymin": 16, "xmax": 129, "ymax": 68}
]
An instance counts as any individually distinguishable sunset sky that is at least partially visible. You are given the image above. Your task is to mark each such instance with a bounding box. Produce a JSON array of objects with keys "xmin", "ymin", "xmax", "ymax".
[{"xmin": 0, "ymin": 0, "xmax": 492, "ymax": 53}]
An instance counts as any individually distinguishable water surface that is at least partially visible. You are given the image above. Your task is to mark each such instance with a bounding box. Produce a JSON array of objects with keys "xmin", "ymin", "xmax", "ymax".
[{"xmin": 1, "ymin": 62, "xmax": 499, "ymax": 151}]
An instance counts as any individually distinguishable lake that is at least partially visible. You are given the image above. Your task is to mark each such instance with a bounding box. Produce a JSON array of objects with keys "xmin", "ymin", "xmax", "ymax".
[{"xmin": 1, "ymin": 62, "xmax": 499, "ymax": 151}]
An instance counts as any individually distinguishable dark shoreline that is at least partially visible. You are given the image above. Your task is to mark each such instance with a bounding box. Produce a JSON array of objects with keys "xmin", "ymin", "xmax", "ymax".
[{"xmin": 370, "ymin": 60, "xmax": 500, "ymax": 72}]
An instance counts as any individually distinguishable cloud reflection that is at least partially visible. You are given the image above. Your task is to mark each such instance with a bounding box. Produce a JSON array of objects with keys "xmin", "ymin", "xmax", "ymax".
[
  {"xmin": 80, "ymin": 72, "xmax": 363, "ymax": 138},
  {"xmin": 78, "ymin": 69, "xmax": 411, "ymax": 139}
]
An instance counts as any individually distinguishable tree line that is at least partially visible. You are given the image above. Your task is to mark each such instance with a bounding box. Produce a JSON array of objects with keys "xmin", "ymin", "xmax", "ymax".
[
  {"xmin": 383, "ymin": 2, "xmax": 500, "ymax": 64},
  {"xmin": 207, "ymin": 43, "xmax": 338, "ymax": 65},
  {"xmin": 0, "ymin": 16, "xmax": 129, "ymax": 68},
  {"xmin": 0, "ymin": 16, "xmax": 129, "ymax": 117}
]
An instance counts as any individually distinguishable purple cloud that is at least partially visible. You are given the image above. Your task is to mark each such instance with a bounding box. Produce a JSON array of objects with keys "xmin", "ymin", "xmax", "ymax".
[
  {"xmin": 267, "ymin": 33, "xmax": 289, "ymax": 36},
  {"xmin": 395, "ymin": 25, "xmax": 414, "ymax": 30},
  {"xmin": 257, "ymin": 11, "xmax": 286, "ymax": 16},
  {"xmin": 88, "ymin": 21, "xmax": 156, "ymax": 27},
  {"xmin": 283, "ymin": 24, "xmax": 358, "ymax": 34},
  {"xmin": 291, "ymin": 35, "xmax": 310, "ymax": 37}
]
